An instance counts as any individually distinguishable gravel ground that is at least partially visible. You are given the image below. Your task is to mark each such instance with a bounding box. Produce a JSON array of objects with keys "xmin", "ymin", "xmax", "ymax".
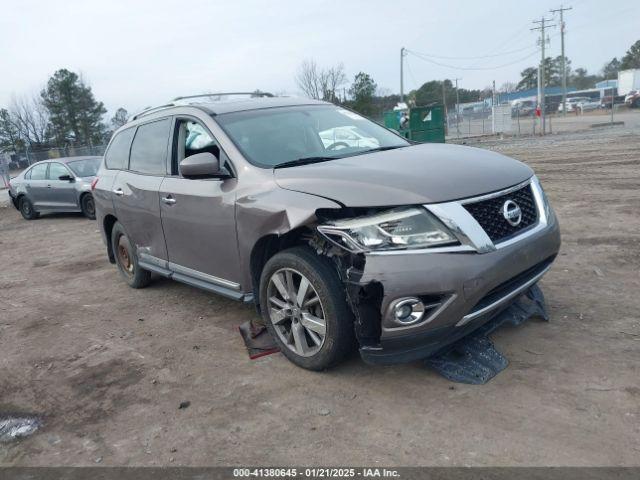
[{"xmin": 0, "ymin": 125, "xmax": 639, "ymax": 466}]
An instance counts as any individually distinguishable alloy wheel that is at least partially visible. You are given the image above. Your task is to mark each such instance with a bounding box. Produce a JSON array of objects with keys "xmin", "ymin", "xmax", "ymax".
[{"xmin": 267, "ymin": 268, "xmax": 326, "ymax": 357}]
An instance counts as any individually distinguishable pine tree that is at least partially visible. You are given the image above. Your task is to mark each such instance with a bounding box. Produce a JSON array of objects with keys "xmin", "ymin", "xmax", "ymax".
[
  {"xmin": 620, "ymin": 40, "xmax": 640, "ymax": 70},
  {"xmin": 40, "ymin": 69, "xmax": 107, "ymax": 146}
]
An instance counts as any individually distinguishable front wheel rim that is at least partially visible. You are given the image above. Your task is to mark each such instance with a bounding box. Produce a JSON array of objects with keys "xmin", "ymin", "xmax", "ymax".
[
  {"xmin": 22, "ymin": 201, "xmax": 31, "ymax": 216},
  {"xmin": 267, "ymin": 268, "xmax": 326, "ymax": 357}
]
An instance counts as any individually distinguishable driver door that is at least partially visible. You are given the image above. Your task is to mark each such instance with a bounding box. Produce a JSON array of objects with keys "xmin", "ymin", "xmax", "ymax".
[
  {"xmin": 46, "ymin": 162, "xmax": 78, "ymax": 210},
  {"xmin": 159, "ymin": 116, "xmax": 242, "ymax": 296}
]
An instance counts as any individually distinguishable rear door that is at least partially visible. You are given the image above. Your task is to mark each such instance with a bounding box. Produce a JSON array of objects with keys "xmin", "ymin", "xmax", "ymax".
[
  {"xmin": 112, "ymin": 118, "xmax": 172, "ymax": 267},
  {"xmin": 45, "ymin": 162, "xmax": 78, "ymax": 210},
  {"xmin": 159, "ymin": 116, "xmax": 241, "ymax": 292}
]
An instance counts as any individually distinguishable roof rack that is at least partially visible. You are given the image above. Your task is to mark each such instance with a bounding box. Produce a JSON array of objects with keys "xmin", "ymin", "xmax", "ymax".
[
  {"xmin": 128, "ymin": 92, "xmax": 275, "ymax": 123},
  {"xmin": 130, "ymin": 103, "xmax": 176, "ymax": 121},
  {"xmin": 173, "ymin": 92, "xmax": 274, "ymax": 101}
]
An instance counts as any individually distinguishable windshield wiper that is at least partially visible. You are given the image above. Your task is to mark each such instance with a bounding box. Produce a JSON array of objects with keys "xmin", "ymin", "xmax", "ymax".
[
  {"xmin": 352, "ymin": 145, "xmax": 408, "ymax": 156},
  {"xmin": 273, "ymin": 156, "xmax": 339, "ymax": 169}
]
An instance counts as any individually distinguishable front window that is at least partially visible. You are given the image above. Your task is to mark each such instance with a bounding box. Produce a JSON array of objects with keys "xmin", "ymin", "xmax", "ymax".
[
  {"xmin": 67, "ymin": 158, "xmax": 101, "ymax": 177},
  {"xmin": 48, "ymin": 162, "xmax": 70, "ymax": 180},
  {"xmin": 215, "ymin": 105, "xmax": 409, "ymax": 168}
]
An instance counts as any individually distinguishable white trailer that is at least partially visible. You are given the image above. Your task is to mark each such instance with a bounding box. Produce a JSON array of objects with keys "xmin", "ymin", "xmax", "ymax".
[{"xmin": 617, "ymin": 69, "xmax": 640, "ymax": 96}]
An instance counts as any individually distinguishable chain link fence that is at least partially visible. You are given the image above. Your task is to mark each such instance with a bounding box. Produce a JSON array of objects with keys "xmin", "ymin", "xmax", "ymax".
[{"xmin": 4, "ymin": 144, "xmax": 107, "ymax": 173}]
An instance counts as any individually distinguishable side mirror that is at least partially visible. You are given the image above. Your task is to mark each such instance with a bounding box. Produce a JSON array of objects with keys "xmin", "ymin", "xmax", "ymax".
[
  {"xmin": 179, "ymin": 152, "xmax": 222, "ymax": 178},
  {"xmin": 58, "ymin": 174, "xmax": 74, "ymax": 182}
]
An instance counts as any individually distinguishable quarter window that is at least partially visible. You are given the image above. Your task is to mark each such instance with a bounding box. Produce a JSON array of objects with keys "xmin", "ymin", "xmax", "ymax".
[
  {"xmin": 29, "ymin": 163, "xmax": 48, "ymax": 180},
  {"xmin": 129, "ymin": 119, "xmax": 171, "ymax": 175},
  {"xmin": 48, "ymin": 162, "xmax": 69, "ymax": 180},
  {"xmin": 104, "ymin": 127, "xmax": 135, "ymax": 170}
]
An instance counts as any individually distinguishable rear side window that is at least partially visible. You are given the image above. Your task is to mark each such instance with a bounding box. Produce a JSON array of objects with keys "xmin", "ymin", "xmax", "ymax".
[
  {"xmin": 129, "ymin": 119, "xmax": 171, "ymax": 175},
  {"xmin": 29, "ymin": 163, "xmax": 48, "ymax": 180},
  {"xmin": 104, "ymin": 127, "xmax": 135, "ymax": 170}
]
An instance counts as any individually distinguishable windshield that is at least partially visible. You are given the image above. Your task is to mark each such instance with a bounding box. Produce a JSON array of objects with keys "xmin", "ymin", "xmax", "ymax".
[
  {"xmin": 215, "ymin": 105, "xmax": 410, "ymax": 168},
  {"xmin": 66, "ymin": 157, "xmax": 101, "ymax": 177}
]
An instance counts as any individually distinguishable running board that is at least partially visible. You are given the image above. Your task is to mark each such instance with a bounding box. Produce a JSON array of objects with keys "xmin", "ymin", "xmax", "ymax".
[{"xmin": 138, "ymin": 260, "xmax": 253, "ymax": 303}]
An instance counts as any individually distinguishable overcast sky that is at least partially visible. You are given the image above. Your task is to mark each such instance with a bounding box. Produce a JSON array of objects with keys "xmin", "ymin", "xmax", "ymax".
[{"xmin": 0, "ymin": 0, "xmax": 636, "ymax": 117}]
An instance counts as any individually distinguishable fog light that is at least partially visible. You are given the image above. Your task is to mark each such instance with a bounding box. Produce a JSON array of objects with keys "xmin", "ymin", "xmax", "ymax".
[{"xmin": 392, "ymin": 298, "xmax": 425, "ymax": 325}]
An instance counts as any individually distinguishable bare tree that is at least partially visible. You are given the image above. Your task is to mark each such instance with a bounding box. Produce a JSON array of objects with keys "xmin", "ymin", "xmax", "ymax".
[
  {"xmin": 296, "ymin": 60, "xmax": 346, "ymax": 102},
  {"xmin": 10, "ymin": 94, "xmax": 49, "ymax": 147},
  {"xmin": 321, "ymin": 63, "xmax": 347, "ymax": 102},
  {"xmin": 499, "ymin": 82, "xmax": 517, "ymax": 93},
  {"xmin": 296, "ymin": 59, "xmax": 322, "ymax": 100}
]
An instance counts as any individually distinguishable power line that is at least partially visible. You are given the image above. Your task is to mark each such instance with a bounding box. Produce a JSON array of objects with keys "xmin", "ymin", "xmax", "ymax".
[
  {"xmin": 407, "ymin": 49, "xmax": 540, "ymax": 71},
  {"xmin": 404, "ymin": 56, "xmax": 419, "ymax": 90},
  {"xmin": 406, "ymin": 44, "xmax": 537, "ymax": 60}
]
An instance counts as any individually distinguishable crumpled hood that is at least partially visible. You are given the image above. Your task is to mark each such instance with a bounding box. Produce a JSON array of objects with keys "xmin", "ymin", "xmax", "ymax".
[{"xmin": 274, "ymin": 143, "xmax": 533, "ymax": 206}]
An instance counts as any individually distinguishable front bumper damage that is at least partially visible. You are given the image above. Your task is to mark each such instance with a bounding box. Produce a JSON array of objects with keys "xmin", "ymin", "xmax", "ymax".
[
  {"xmin": 354, "ymin": 219, "xmax": 559, "ymax": 365},
  {"xmin": 326, "ymin": 193, "xmax": 561, "ymax": 369}
]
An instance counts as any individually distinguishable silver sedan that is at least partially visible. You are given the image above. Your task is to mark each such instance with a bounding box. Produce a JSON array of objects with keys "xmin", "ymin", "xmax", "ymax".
[{"xmin": 8, "ymin": 156, "xmax": 101, "ymax": 220}]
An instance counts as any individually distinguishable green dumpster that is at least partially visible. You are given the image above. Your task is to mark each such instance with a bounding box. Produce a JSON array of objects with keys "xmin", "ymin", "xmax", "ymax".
[{"xmin": 383, "ymin": 106, "xmax": 445, "ymax": 143}]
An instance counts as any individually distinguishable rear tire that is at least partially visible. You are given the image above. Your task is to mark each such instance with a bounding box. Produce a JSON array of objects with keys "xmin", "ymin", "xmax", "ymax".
[
  {"xmin": 19, "ymin": 196, "xmax": 39, "ymax": 220},
  {"xmin": 111, "ymin": 221, "xmax": 151, "ymax": 289},
  {"xmin": 80, "ymin": 193, "xmax": 96, "ymax": 220},
  {"xmin": 259, "ymin": 246, "xmax": 355, "ymax": 371}
]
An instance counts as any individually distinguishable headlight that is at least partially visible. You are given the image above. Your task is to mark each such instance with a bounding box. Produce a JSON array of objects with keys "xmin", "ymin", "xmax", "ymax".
[
  {"xmin": 531, "ymin": 175, "xmax": 551, "ymax": 221},
  {"xmin": 317, "ymin": 207, "xmax": 458, "ymax": 252}
]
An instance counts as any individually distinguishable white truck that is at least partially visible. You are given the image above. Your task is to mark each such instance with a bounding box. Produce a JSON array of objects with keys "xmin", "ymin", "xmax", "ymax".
[{"xmin": 617, "ymin": 69, "xmax": 640, "ymax": 96}]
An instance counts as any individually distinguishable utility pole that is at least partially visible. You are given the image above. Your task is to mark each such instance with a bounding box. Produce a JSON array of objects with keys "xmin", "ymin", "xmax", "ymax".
[
  {"xmin": 454, "ymin": 78, "xmax": 461, "ymax": 137},
  {"xmin": 550, "ymin": 5, "xmax": 572, "ymax": 117},
  {"xmin": 400, "ymin": 47, "xmax": 406, "ymax": 103},
  {"xmin": 532, "ymin": 17, "xmax": 555, "ymax": 135},
  {"xmin": 442, "ymin": 80, "xmax": 448, "ymax": 134},
  {"xmin": 492, "ymin": 80, "xmax": 496, "ymax": 134}
]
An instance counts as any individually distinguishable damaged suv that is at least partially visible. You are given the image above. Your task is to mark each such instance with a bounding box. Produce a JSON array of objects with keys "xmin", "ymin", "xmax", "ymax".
[{"xmin": 94, "ymin": 93, "xmax": 560, "ymax": 370}]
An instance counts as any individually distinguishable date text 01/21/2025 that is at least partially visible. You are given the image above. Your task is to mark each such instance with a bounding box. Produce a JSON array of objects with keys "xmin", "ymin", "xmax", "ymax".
[{"xmin": 232, "ymin": 468, "xmax": 400, "ymax": 478}]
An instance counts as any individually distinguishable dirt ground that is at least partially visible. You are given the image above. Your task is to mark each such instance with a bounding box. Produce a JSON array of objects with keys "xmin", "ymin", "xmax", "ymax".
[{"xmin": 1, "ymin": 124, "xmax": 639, "ymax": 467}]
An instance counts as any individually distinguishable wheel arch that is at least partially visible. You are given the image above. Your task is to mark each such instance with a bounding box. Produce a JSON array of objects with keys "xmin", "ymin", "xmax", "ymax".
[
  {"xmin": 103, "ymin": 214, "xmax": 118, "ymax": 263},
  {"xmin": 249, "ymin": 226, "xmax": 314, "ymax": 312},
  {"xmin": 79, "ymin": 190, "xmax": 92, "ymax": 203}
]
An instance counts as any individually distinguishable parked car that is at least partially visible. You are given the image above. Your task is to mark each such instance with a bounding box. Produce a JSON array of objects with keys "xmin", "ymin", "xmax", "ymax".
[
  {"xmin": 625, "ymin": 90, "xmax": 640, "ymax": 108},
  {"xmin": 94, "ymin": 95, "xmax": 560, "ymax": 371},
  {"xmin": 557, "ymin": 97, "xmax": 591, "ymax": 113},
  {"xmin": 511, "ymin": 100, "xmax": 535, "ymax": 117},
  {"xmin": 576, "ymin": 99, "xmax": 601, "ymax": 113},
  {"xmin": 319, "ymin": 126, "xmax": 380, "ymax": 150},
  {"xmin": 8, "ymin": 156, "xmax": 100, "ymax": 220},
  {"xmin": 600, "ymin": 95, "xmax": 626, "ymax": 108}
]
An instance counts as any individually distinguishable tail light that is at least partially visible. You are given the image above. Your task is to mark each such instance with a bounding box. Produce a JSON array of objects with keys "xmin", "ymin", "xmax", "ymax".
[{"xmin": 90, "ymin": 178, "xmax": 99, "ymax": 191}]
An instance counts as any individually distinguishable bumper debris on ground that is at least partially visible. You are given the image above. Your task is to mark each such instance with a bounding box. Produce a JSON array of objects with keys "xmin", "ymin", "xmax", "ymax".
[{"xmin": 425, "ymin": 285, "xmax": 548, "ymax": 384}]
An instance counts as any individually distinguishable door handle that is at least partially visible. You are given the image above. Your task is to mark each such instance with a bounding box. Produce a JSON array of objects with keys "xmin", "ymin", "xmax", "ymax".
[
  {"xmin": 47, "ymin": 184, "xmax": 52, "ymax": 188},
  {"xmin": 162, "ymin": 195, "xmax": 176, "ymax": 205},
  {"xmin": 113, "ymin": 188, "xmax": 124, "ymax": 196}
]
